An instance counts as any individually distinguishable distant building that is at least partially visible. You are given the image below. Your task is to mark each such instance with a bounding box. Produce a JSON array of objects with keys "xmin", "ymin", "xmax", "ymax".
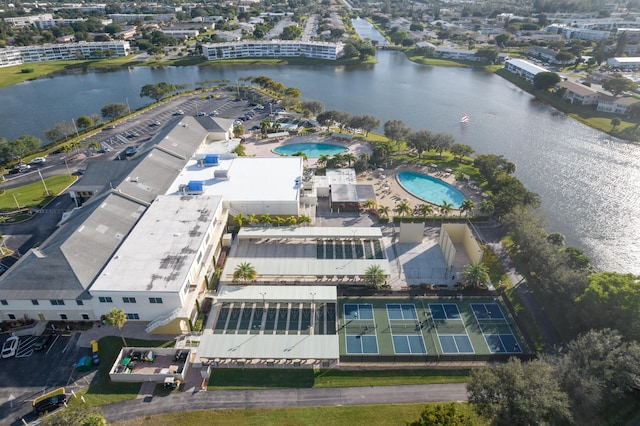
[
  {"xmin": 607, "ymin": 57, "xmax": 640, "ymax": 70},
  {"xmin": 0, "ymin": 41, "xmax": 130, "ymax": 68},
  {"xmin": 597, "ymin": 95, "xmax": 638, "ymax": 115},
  {"xmin": 433, "ymin": 47, "xmax": 478, "ymax": 61},
  {"xmin": 557, "ymin": 80, "xmax": 600, "ymax": 105},
  {"xmin": 3, "ymin": 14, "xmax": 54, "ymax": 28}
]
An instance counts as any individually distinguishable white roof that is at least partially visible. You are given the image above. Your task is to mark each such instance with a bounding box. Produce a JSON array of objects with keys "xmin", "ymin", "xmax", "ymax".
[
  {"xmin": 166, "ymin": 156, "xmax": 302, "ymax": 202},
  {"xmin": 224, "ymin": 258, "xmax": 390, "ymax": 278},
  {"xmin": 217, "ymin": 285, "xmax": 336, "ymax": 302},
  {"xmin": 91, "ymin": 195, "xmax": 222, "ymax": 293},
  {"xmin": 198, "ymin": 334, "xmax": 339, "ymax": 360},
  {"xmin": 238, "ymin": 226, "xmax": 383, "ymax": 239},
  {"xmin": 506, "ymin": 58, "xmax": 549, "ymax": 74}
]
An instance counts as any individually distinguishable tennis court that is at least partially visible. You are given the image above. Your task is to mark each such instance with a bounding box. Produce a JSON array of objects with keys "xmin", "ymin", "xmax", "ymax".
[
  {"xmin": 386, "ymin": 304, "xmax": 419, "ymax": 320},
  {"xmin": 429, "ymin": 303, "xmax": 462, "ymax": 320},
  {"xmin": 344, "ymin": 303, "xmax": 374, "ymax": 320},
  {"xmin": 338, "ymin": 297, "xmax": 529, "ymax": 358},
  {"xmin": 470, "ymin": 303, "xmax": 505, "ymax": 320}
]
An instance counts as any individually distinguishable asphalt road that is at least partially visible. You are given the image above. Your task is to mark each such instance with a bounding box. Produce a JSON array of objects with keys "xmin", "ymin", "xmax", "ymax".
[{"xmin": 101, "ymin": 383, "xmax": 468, "ymax": 422}]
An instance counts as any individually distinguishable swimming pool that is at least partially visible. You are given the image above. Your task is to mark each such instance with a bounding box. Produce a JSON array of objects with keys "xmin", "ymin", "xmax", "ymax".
[
  {"xmin": 273, "ymin": 143, "xmax": 348, "ymax": 158},
  {"xmin": 397, "ymin": 171, "xmax": 466, "ymax": 208}
]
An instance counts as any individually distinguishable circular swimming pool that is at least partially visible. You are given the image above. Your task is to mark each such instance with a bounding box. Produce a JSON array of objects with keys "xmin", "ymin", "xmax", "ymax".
[
  {"xmin": 273, "ymin": 143, "xmax": 348, "ymax": 158},
  {"xmin": 397, "ymin": 171, "xmax": 467, "ymax": 208}
]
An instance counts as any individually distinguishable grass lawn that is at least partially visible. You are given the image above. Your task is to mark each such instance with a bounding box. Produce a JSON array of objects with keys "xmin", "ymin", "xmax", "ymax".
[
  {"xmin": 208, "ymin": 368, "xmax": 470, "ymax": 390},
  {"xmin": 110, "ymin": 402, "xmax": 486, "ymax": 426},
  {"xmin": 70, "ymin": 336, "xmax": 174, "ymax": 407},
  {"xmin": 0, "ymin": 174, "xmax": 76, "ymax": 211}
]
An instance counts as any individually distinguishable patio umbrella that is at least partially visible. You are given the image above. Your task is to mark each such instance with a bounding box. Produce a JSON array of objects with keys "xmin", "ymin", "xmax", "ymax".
[
  {"xmin": 430, "ymin": 164, "xmax": 438, "ymax": 168},
  {"xmin": 377, "ymin": 168, "xmax": 384, "ymax": 172}
]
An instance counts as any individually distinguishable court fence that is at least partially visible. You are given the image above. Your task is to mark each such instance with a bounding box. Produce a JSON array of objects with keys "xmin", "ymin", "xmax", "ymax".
[{"xmin": 340, "ymin": 353, "xmax": 536, "ymax": 363}]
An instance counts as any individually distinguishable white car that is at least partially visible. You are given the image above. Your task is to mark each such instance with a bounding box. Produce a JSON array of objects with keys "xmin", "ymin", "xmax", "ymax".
[
  {"xmin": 29, "ymin": 157, "xmax": 46, "ymax": 165},
  {"xmin": 174, "ymin": 110, "xmax": 184, "ymax": 116},
  {"xmin": 1, "ymin": 334, "xmax": 19, "ymax": 358}
]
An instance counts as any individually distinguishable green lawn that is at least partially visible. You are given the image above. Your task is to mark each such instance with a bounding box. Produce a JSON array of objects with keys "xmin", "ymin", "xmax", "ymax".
[
  {"xmin": 111, "ymin": 403, "xmax": 486, "ymax": 426},
  {"xmin": 70, "ymin": 336, "xmax": 174, "ymax": 407},
  {"xmin": 208, "ymin": 368, "xmax": 470, "ymax": 390},
  {"xmin": 0, "ymin": 174, "xmax": 76, "ymax": 211}
]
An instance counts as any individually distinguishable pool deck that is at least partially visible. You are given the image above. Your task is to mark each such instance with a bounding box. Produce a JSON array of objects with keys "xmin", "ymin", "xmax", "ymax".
[{"xmin": 243, "ymin": 134, "xmax": 484, "ymax": 214}]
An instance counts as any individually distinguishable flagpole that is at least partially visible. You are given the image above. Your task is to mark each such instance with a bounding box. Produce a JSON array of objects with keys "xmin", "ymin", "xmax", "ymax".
[{"xmin": 38, "ymin": 169, "xmax": 49, "ymax": 196}]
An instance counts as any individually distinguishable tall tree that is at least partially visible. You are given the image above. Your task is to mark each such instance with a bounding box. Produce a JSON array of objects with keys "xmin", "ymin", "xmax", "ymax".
[
  {"xmin": 394, "ymin": 200, "xmax": 412, "ymax": 217},
  {"xmin": 467, "ymin": 358, "xmax": 572, "ymax": 425},
  {"xmin": 384, "ymin": 120, "xmax": 410, "ymax": 150},
  {"xmin": 462, "ymin": 262, "xmax": 489, "ymax": 288},
  {"xmin": 11, "ymin": 135, "xmax": 41, "ymax": 161},
  {"xmin": 602, "ymin": 77, "xmax": 637, "ymax": 96},
  {"xmin": 101, "ymin": 103, "xmax": 128, "ymax": 120},
  {"xmin": 140, "ymin": 82, "xmax": 176, "ymax": 102},
  {"xmin": 104, "ymin": 308, "xmax": 128, "ymax": 346},
  {"xmin": 533, "ymin": 72, "xmax": 561, "ymax": 90},
  {"xmin": 407, "ymin": 130, "xmax": 433, "ymax": 158}
]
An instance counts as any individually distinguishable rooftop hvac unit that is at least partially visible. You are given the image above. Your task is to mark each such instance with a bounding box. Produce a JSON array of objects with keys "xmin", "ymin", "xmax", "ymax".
[{"xmin": 214, "ymin": 169, "xmax": 230, "ymax": 180}]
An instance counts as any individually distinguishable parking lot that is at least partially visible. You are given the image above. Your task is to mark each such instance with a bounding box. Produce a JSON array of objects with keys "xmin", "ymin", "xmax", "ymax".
[
  {"xmin": 0, "ymin": 331, "xmax": 86, "ymax": 425},
  {"xmin": 91, "ymin": 89, "xmax": 274, "ymax": 157}
]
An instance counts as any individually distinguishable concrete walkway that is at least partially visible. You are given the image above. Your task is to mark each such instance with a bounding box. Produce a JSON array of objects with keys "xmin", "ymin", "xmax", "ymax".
[{"xmin": 101, "ymin": 383, "xmax": 468, "ymax": 422}]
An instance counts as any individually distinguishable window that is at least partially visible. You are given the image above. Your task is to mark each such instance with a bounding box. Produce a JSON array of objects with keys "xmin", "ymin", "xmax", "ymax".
[
  {"xmin": 149, "ymin": 297, "xmax": 163, "ymax": 304},
  {"xmin": 50, "ymin": 299, "xmax": 65, "ymax": 306},
  {"xmin": 122, "ymin": 297, "xmax": 136, "ymax": 304},
  {"xmin": 7, "ymin": 314, "xmax": 15, "ymax": 320},
  {"xmin": 60, "ymin": 314, "xmax": 68, "ymax": 320},
  {"xmin": 0, "ymin": 300, "xmax": 7, "ymax": 306},
  {"xmin": 126, "ymin": 313, "xmax": 140, "ymax": 320},
  {"xmin": 82, "ymin": 314, "xmax": 90, "ymax": 320},
  {"xmin": 196, "ymin": 251, "xmax": 203, "ymax": 265},
  {"xmin": 98, "ymin": 296, "xmax": 113, "ymax": 303},
  {"xmin": 31, "ymin": 300, "xmax": 39, "ymax": 306},
  {"xmin": 76, "ymin": 300, "xmax": 84, "ymax": 306}
]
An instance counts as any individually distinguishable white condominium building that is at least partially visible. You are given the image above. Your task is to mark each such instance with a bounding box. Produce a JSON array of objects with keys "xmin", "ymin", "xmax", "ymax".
[
  {"xmin": 202, "ymin": 41, "xmax": 344, "ymax": 61},
  {"xmin": 0, "ymin": 41, "xmax": 130, "ymax": 67}
]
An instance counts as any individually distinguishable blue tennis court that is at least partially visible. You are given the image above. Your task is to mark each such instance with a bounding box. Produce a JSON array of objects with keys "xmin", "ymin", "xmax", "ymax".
[
  {"xmin": 346, "ymin": 335, "xmax": 379, "ymax": 354},
  {"xmin": 392, "ymin": 335, "xmax": 427, "ymax": 354},
  {"xmin": 386, "ymin": 304, "xmax": 418, "ymax": 320},
  {"xmin": 471, "ymin": 303, "xmax": 505, "ymax": 320},
  {"xmin": 438, "ymin": 335, "xmax": 475, "ymax": 354},
  {"xmin": 429, "ymin": 304, "xmax": 461, "ymax": 320},
  {"xmin": 484, "ymin": 334, "xmax": 522, "ymax": 353},
  {"xmin": 344, "ymin": 304, "xmax": 374, "ymax": 320}
]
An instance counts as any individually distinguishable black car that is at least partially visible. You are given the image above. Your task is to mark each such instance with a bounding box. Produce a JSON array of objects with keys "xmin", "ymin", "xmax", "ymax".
[
  {"xmin": 124, "ymin": 146, "xmax": 138, "ymax": 157},
  {"xmin": 33, "ymin": 394, "xmax": 66, "ymax": 415},
  {"xmin": 33, "ymin": 333, "xmax": 55, "ymax": 351}
]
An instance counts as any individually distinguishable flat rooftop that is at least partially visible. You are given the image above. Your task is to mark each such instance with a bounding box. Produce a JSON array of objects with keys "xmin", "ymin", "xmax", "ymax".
[
  {"xmin": 166, "ymin": 156, "xmax": 302, "ymax": 202},
  {"xmin": 198, "ymin": 334, "xmax": 339, "ymax": 360},
  {"xmin": 91, "ymin": 195, "xmax": 222, "ymax": 293}
]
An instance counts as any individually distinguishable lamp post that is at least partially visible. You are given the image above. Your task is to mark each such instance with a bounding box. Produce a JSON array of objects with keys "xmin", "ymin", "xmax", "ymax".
[
  {"xmin": 38, "ymin": 169, "xmax": 49, "ymax": 196},
  {"xmin": 259, "ymin": 291, "xmax": 266, "ymax": 306}
]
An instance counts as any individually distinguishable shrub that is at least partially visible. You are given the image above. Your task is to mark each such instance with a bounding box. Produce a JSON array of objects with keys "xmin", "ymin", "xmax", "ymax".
[{"xmin": 21, "ymin": 68, "xmax": 34, "ymax": 74}]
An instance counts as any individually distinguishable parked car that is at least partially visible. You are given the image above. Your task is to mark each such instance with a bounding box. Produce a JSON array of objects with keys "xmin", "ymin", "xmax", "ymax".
[
  {"xmin": 210, "ymin": 110, "xmax": 218, "ymax": 116},
  {"xmin": 196, "ymin": 111, "xmax": 207, "ymax": 116},
  {"xmin": 97, "ymin": 147, "xmax": 111, "ymax": 154},
  {"xmin": 149, "ymin": 120, "xmax": 161, "ymax": 127},
  {"xmin": 33, "ymin": 394, "xmax": 67, "ymax": 415},
  {"xmin": 174, "ymin": 110, "xmax": 184, "ymax": 115},
  {"xmin": 124, "ymin": 146, "xmax": 138, "ymax": 157},
  {"xmin": 102, "ymin": 125, "xmax": 116, "ymax": 131},
  {"xmin": 73, "ymin": 168, "xmax": 86, "ymax": 176},
  {"xmin": 29, "ymin": 157, "xmax": 46, "ymax": 165},
  {"xmin": 34, "ymin": 333, "xmax": 56, "ymax": 351},
  {"xmin": 1, "ymin": 334, "xmax": 19, "ymax": 358}
]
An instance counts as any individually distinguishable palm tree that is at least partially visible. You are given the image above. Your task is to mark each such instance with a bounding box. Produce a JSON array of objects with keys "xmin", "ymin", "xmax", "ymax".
[
  {"xmin": 248, "ymin": 213, "xmax": 258, "ymax": 226},
  {"xmin": 233, "ymin": 212, "xmax": 247, "ymax": 228},
  {"xmin": 260, "ymin": 119, "xmax": 271, "ymax": 137},
  {"xmin": 286, "ymin": 215, "xmax": 297, "ymax": 225},
  {"xmin": 333, "ymin": 153, "xmax": 345, "ymax": 167},
  {"xmin": 462, "ymin": 262, "xmax": 490, "ymax": 289},
  {"xmin": 298, "ymin": 214, "xmax": 312, "ymax": 226},
  {"xmin": 88, "ymin": 140, "xmax": 101, "ymax": 153},
  {"xmin": 378, "ymin": 205, "xmax": 391, "ymax": 219},
  {"xmin": 479, "ymin": 199, "xmax": 494, "ymax": 216},
  {"xmin": 460, "ymin": 199, "xmax": 476, "ymax": 217},
  {"xmin": 292, "ymin": 151, "xmax": 308, "ymax": 163},
  {"xmin": 274, "ymin": 216, "xmax": 286, "ymax": 227},
  {"xmin": 233, "ymin": 262, "xmax": 257, "ymax": 283},
  {"xmin": 416, "ymin": 203, "xmax": 434, "ymax": 218},
  {"xmin": 394, "ymin": 200, "xmax": 412, "ymax": 217},
  {"xmin": 260, "ymin": 213, "xmax": 272, "ymax": 226},
  {"xmin": 363, "ymin": 265, "xmax": 387, "ymax": 289},
  {"xmin": 363, "ymin": 199, "xmax": 378, "ymax": 212},
  {"xmin": 439, "ymin": 200, "xmax": 454, "ymax": 217},
  {"xmin": 317, "ymin": 155, "xmax": 329, "ymax": 168},
  {"xmin": 104, "ymin": 308, "xmax": 128, "ymax": 346},
  {"xmin": 343, "ymin": 152, "xmax": 357, "ymax": 167}
]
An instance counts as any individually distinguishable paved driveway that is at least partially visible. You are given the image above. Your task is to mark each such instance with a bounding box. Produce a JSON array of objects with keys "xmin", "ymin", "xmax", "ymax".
[{"xmin": 101, "ymin": 383, "xmax": 468, "ymax": 422}]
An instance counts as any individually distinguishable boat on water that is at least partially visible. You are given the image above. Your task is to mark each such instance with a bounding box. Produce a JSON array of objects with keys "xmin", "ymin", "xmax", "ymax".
[{"xmin": 460, "ymin": 114, "xmax": 470, "ymax": 123}]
